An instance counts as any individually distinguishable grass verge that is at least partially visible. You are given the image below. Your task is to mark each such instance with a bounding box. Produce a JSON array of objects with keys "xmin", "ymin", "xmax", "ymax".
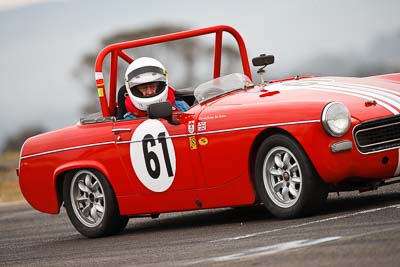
[
  {"xmin": 0, "ymin": 151, "xmax": 24, "ymax": 202},
  {"xmin": 0, "ymin": 179, "xmax": 23, "ymax": 202}
]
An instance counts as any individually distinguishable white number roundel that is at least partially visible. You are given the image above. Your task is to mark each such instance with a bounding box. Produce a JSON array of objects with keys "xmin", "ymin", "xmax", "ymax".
[{"xmin": 130, "ymin": 119, "xmax": 176, "ymax": 192}]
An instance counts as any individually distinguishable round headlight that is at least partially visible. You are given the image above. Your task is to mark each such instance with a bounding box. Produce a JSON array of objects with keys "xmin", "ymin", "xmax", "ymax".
[{"xmin": 321, "ymin": 102, "xmax": 351, "ymax": 137}]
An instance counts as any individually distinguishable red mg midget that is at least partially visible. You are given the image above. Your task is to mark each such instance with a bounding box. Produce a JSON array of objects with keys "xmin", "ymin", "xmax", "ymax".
[{"xmin": 18, "ymin": 25, "xmax": 400, "ymax": 237}]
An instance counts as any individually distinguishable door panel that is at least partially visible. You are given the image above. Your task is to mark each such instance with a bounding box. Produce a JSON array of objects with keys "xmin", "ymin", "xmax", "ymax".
[{"xmin": 113, "ymin": 117, "xmax": 198, "ymax": 195}]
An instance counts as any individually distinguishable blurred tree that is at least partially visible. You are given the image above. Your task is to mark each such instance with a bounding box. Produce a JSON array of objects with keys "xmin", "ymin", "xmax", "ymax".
[
  {"xmin": 354, "ymin": 28, "xmax": 400, "ymax": 77},
  {"xmin": 74, "ymin": 24, "xmax": 241, "ymax": 115},
  {"xmin": 2, "ymin": 126, "xmax": 46, "ymax": 154},
  {"xmin": 287, "ymin": 28, "xmax": 400, "ymax": 78}
]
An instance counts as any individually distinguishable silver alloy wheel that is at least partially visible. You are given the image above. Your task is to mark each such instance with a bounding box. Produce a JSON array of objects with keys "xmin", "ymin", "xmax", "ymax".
[
  {"xmin": 70, "ymin": 170, "xmax": 106, "ymax": 227},
  {"xmin": 262, "ymin": 146, "xmax": 302, "ymax": 208}
]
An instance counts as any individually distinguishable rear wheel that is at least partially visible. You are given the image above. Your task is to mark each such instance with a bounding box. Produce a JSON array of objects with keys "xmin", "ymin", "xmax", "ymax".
[
  {"xmin": 254, "ymin": 134, "xmax": 328, "ymax": 219},
  {"xmin": 63, "ymin": 169, "xmax": 129, "ymax": 238}
]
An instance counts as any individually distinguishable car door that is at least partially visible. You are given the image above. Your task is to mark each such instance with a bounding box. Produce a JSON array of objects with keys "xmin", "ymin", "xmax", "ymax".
[{"xmin": 112, "ymin": 113, "xmax": 202, "ymax": 212}]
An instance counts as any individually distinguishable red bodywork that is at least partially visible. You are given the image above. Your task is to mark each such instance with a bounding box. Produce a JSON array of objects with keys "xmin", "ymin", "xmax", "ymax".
[{"xmin": 19, "ymin": 25, "xmax": 400, "ymax": 216}]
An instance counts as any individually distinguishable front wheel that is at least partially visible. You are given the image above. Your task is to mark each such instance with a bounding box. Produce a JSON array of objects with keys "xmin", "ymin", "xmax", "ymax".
[
  {"xmin": 63, "ymin": 169, "xmax": 129, "ymax": 238},
  {"xmin": 254, "ymin": 134, "xmax": 328, "ymax": 219}
]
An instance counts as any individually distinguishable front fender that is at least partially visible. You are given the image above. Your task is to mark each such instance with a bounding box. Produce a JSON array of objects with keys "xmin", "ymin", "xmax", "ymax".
[{"xmin": 282, "ymin": 121, "xmax": 399, "ymax": 183}]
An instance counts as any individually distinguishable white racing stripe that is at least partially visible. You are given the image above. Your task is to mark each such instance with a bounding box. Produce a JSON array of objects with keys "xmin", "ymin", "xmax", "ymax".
[
  {"xmin": 319, "ymin": 87, "xmax": 397, "ymax": 114},
  {"xmin": 277, "ymin": 82, "xmax": 399, "ymax": 114},
  {"xmin": 340, "ymin": 81, "xmax": 400, "ymax": 97},
  {"xmin": 333, "ymin": 81, "xmax": 400, "ymax": 101},
  {"xmin": 316, "ymin": 82, "xmax": 400, "ymax": 113}
]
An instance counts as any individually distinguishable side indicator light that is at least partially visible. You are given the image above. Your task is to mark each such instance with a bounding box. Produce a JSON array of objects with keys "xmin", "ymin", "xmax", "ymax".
[{"xmin": 331, "ymin": 140, "xmax": 352, "ymax": 153}]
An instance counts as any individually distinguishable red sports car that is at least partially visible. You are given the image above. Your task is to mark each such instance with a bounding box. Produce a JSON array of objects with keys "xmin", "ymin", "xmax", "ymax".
[{"xmin": 18, "ymin": 25, "xmax": 400, "ymax": 237}]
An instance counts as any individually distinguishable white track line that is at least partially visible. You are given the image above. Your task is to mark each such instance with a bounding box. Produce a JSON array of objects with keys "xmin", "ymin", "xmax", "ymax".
[
  {"xmin": 210, "ymin": 203, "xmax": 400, "ymax": 243},
  {"xmin": 186, "ymin": 236, "xmax": 341, "ymax": 265}
]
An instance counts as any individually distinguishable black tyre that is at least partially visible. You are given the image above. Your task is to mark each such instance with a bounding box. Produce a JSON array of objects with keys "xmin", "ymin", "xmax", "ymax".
[
  {"xmin": 254, "ymin": 134, "xmax": 328, "ymax": 219},
  {"xmin": 63, "ymin": 169, "xmax": 129, "ymax": 238}
]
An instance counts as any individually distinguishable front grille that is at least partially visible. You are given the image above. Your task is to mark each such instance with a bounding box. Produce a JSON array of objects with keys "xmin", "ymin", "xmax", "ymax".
[{"xmin": 354, "ymin": 115, "xmax": 400, "ymax": 153}]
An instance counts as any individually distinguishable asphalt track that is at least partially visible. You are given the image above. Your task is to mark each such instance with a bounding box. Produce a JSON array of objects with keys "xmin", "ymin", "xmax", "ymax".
[{"xmin": 1, "ymin": 183, "xmax": 400, "ymax": 267}]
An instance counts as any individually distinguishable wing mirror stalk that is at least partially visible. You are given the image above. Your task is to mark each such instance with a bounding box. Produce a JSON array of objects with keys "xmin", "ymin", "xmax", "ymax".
[{"xmin": 252, "ymin": 54, "xmax": 274, "ymax": 84}]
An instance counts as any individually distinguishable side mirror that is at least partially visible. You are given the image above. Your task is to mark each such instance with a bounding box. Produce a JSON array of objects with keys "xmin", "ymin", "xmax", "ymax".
[
  {"xmin": 252, "ymin": 54, "xmax": 274, "ymax": 67},
  {"xmin": 148, "ymin": 102, "xmax": 180, "ymax": 125}
]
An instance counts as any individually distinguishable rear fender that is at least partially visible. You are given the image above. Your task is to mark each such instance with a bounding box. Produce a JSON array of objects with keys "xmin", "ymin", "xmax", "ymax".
[{"xmin": 54, "ymin": 160, "xmax": 112, "ymax": 211}]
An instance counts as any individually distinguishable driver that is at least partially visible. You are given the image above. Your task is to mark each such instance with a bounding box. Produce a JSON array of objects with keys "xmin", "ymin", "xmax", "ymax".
[{"xmin": 119, "ymin": 57, "xmax": 189, "ymax": 119}]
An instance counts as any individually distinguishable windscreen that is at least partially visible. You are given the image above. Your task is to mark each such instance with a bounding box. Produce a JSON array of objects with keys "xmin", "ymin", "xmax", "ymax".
[{"xmin": 194, "ymin": 73, "xmax": 252, "ymax": 103}]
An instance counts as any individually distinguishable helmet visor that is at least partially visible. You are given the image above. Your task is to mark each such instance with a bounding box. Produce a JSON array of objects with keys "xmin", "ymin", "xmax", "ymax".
[{"xmin": 126, "ymin": 66, "xmax": 166, "ymax": 87}]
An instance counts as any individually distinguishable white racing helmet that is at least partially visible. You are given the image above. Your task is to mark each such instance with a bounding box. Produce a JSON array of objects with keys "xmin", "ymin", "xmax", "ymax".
[{"xmin": 124, "ymin": 57, "xmax": 168, "ymax": 111}]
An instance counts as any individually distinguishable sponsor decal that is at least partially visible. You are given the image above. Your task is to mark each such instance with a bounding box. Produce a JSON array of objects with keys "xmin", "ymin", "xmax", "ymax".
[
  {"xmin": 97, "ymin": 88, "xmax": 104, "ymax": 97},
  {"xmin": 189, "ymin": 136, "xmax": 197, "ymax": 150},
  {"xmin": 95, "ymin": 72, "xmax": 105, "ymax": 97},
  {"xmin": 188, "ymin": 120, "xmax": 195, "ymax": 134},
  {"xmin": 198, "ymin": 121, "xmax": 207, "ymax": 131},
  {"xmin": 198, "ymin": 137, "xmax": 208, "ymax": 146},
  {"xmin": 130, "ymin": 120, "xmax": 176, "ymax": 192},
  {"xmin": 95, "ymin": 72, "xmax": 104, "ymax": 81},
  {"xmin": 201, "ymin": 114, "xmax": 227, "ymax": 120}
]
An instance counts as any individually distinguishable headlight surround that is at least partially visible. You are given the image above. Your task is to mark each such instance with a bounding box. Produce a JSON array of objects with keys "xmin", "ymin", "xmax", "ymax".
[{"xmin": 321, "ymin": 102, "xmax": 351, "ymax": 137}]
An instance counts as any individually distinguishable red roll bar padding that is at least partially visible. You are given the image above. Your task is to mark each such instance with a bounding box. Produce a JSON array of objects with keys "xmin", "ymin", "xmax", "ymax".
[{"xmin": 94, "ymin": 25, "xmax": 251, "ymax": 117}]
